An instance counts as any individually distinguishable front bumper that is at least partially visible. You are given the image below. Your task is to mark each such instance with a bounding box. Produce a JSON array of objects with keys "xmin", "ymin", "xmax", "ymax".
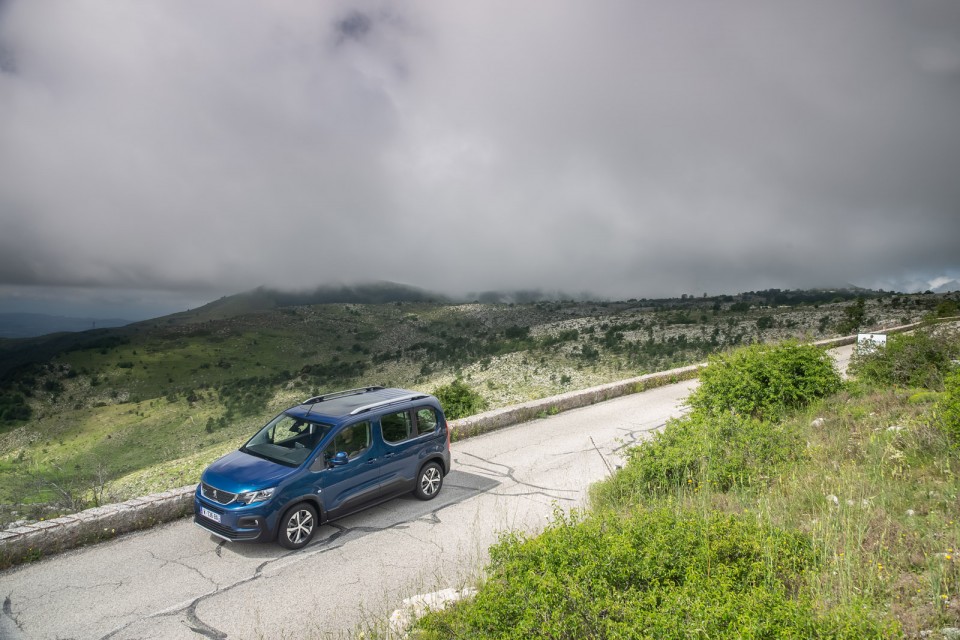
[{"xmin": 194, "ymin": 492, "xmax": 272, "ymax": 542}]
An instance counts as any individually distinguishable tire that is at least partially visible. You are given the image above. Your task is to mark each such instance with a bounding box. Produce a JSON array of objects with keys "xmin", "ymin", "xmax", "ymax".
[
  {"xmin": 277, "ymin": 503, "xmax": 318, "ymax": 549},
  {"xmin": 414, "ymin": 462, "xmax": 443, "ymax": 500}
]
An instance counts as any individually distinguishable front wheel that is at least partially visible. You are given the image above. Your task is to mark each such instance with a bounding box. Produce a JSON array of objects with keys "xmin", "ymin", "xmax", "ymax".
[
  {"xmin": 277, "ymin": 503, "xmax": 318, "ymax": 549},
  {"xmin": 414, "ymin": 462, "xmax": 443, "ymax": 500}
]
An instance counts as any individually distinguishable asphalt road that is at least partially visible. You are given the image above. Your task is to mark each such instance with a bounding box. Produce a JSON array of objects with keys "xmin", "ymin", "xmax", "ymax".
[{"xmin": 0, "ymin": 344, "xmax": 856, "ymax": 640}]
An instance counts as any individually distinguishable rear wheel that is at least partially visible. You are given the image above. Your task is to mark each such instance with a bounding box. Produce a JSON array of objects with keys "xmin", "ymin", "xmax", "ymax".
[
  {"xmin": 415, "ymin": 462, "xmax": 443, "ymax": 500},
  {"xmin": 277, "ymin": 503, "xmax": 318, "ymax": 549}
]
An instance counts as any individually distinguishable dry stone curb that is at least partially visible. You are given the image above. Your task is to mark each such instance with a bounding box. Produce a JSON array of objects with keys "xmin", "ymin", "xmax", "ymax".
[{"xmin": 0, "ymin": 486, "xmax": 195, "ymax": 568}]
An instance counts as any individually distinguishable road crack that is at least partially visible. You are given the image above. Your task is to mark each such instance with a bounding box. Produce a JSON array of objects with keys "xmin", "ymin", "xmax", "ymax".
[
  {"xmin": 99, "ymin": 521, "xmax": 362, "ymax": 639},
  {"xmin": 612, "ymin": 421, "xmax": 669, "ymax": 453},
  {"xmin": 3, "ymin": 595, "xmax": 26, "ymax": 637},
  {"xmin": 146, "ymin": 549, "xmax": 220, "ymax": 589},
  {"xmin": 456, "ymin": 451, "xmax": 578, "ymax": 499},
  {"xmin": 184, "ymin": 598, "xmax": 228, "ymax": 639}
]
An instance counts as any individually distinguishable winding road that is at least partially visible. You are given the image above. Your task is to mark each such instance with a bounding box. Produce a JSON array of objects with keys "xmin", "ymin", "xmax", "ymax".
[{"xmin": 0, "ymin": 345, "xmax": 856, "ymax": 639}]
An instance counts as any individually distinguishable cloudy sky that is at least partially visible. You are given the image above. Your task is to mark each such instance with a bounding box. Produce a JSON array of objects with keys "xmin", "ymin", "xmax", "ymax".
[{"xmin": 1, "ymin": 1, "xmax": 959, "ymax": 319}]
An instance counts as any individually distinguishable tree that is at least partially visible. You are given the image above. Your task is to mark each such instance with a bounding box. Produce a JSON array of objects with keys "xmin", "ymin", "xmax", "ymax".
[
  {"xmin": 934, "ymin": 299, "xmax": 959, "ymax": 318},
  {"xmin": 837, "ymin": 297, "xmax": 866, "ymax": 334},
  {"xmin": 433, "ymin": 379, "xmax": 488, "ymax": 419}
]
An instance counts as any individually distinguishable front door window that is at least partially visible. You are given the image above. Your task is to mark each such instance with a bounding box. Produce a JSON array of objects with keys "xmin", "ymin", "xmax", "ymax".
[{"xmin": 323, "ymin": 421, "xmax": 371, "ymax": 463}]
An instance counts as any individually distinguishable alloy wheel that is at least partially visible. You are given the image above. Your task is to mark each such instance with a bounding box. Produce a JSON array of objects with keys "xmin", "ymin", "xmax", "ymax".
[
  {"xmin": 287, "ymin": 509, "xmax": 314, "ymax": 545},
  {"xmin": 420, "ymin": 466, "xmax": 441, "ymax": 496}
]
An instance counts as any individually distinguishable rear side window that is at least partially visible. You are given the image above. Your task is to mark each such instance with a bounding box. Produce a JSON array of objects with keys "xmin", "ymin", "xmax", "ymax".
[
  {"xmin": 381, "ymin": 411, "xmax": 414, "ymax": 443},
  {"xmin": 415, "ymin": 408, "xmax": 439, "ymax": 436}
]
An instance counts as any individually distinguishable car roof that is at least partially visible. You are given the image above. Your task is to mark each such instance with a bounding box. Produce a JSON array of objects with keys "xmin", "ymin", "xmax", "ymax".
[{"xmin": 284, "ymin": 386, "xmax": 436, "ymax": 423}]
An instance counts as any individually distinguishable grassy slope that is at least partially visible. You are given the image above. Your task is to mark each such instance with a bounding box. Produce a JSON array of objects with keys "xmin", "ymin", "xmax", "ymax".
[
  {"xmin": 0, "ymin": 292, "xmax": 938, "ymax": 524},
  {"xmin": 413, "ymin": 330, "xmax": 960, "ymax": 639}
]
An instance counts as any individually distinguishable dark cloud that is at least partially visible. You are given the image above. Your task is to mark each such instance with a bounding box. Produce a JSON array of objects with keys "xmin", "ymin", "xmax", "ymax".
[
  {"xmin": 0, "ymin": 0, "xmax": 958, "ymax": 318},
  {"xmin": 336, "ymin": 10, "xmax": 373, "ymax": 43},
  {"xmin": 0, "ymin": 45, "xmax": 14, "ymax": 74}
]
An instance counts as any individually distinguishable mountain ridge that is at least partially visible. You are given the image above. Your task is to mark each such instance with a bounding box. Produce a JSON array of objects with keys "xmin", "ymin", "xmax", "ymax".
[{"xmin": 0, "ymin": 313, "xmax": 131, "ymax": 340}]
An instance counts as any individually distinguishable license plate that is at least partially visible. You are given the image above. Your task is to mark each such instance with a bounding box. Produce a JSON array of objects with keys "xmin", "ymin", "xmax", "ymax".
[{"xmin": 200, "ymin": 507, "xmax": 221, "ymax": 523}]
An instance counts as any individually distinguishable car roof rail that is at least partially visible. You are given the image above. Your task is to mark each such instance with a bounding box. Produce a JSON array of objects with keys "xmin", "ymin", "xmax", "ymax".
[
  {"xmin": 301, "ymin": 386, "xmax": 385, "ymax": 405},
  {"xmin": 349, "ymin": 393, "xmax": 428, "ymax": 416}
]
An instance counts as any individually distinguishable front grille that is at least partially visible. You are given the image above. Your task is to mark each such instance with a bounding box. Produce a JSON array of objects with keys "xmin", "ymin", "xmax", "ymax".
[{"xmin": 201, "ymin": 482, "xmax": 238, "ymax": 505}]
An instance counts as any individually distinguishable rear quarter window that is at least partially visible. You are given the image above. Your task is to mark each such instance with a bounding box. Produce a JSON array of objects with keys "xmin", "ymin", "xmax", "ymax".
[{"xmin": 415, "ymin": 407, "xmax": 439, "ymax": 436}]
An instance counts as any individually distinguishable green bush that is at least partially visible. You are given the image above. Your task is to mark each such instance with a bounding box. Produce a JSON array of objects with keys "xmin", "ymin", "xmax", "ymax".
[
  {"xmin": 849, "ymin": 329, "xmax": 959, "ymax": 390},
  {"xmin": 933, "ymin": 299, "xmax": 958, "ymax": 318},
  {"xmin": 0, "ymin": 390, "xmax": 31, "ymax": 424},
  {"xmin": 688, "ymin": 342, "xmax": 841, "ymax": 421},
  {"xmin": 836, "ymin": 296, "xmax": 866, "ymax": 334},
  {"xmin": 935, "ymin": 369, "xmax": 960, "ymax": 447},
  {"xmin": 756, "ymin": 315, "xmax": 774, "ymax": 330},
  {"xmin": 592, "ymin": 411, "xmax": 805, "ymax": 509},
  {"xmin": 433, "ymin": 378, "xmax": 487, "ymax": 419},
  {"xmin": 415, "ymin": 508, "xmax": 893, "ymax": 639}
]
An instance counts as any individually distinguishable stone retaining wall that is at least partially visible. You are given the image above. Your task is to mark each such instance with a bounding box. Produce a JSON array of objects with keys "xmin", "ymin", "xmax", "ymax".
[
  {"xmin": 449, "ymin": 363, "xmax": 704, "ymax": 439},
  {"xmin": 0, "ymin": 319, "xmax": 941, "ymax": 568},
  {"xmin": 0, "ymin": 487, "xmax": 195, "ymax": 567}
]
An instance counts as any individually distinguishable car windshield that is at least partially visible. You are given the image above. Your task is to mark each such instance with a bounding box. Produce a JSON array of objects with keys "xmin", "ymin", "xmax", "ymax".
[{"xmin": 241, "ymin": 413, "xmax": 332, "ymax": 467}]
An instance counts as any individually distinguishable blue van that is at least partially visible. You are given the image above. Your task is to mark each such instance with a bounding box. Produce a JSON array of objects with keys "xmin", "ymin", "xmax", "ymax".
[{"xmin": 194, "ymin": 386, "xmax": 452, "ymax": 549}]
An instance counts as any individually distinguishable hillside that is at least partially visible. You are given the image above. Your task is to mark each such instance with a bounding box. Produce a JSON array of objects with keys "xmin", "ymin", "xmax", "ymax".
[
  {"xmin": 413, "ymin": 329, "xmax": 960, "ymax": 638},
  {"xmin": 0, "ymin": 288, "xmax": 954, "ymax": 528}
]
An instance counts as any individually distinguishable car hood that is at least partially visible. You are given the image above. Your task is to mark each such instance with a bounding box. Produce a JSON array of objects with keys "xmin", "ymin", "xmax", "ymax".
[{"xmin": 201, "ymin": 449, "xmax": 295, "ymax": 494}]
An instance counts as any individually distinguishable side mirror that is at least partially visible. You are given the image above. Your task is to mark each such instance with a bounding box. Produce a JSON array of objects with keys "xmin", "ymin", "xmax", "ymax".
[{"xmin": 329, "ymin": 451, "xmax": 349, "ymax": 467}]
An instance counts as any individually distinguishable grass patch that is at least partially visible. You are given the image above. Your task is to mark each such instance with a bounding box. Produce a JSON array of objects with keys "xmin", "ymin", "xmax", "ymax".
[
  {"xmin": 416, "ymin": 507, "xmax": 894, "ymax": 639},
  {"xmin": 412, "ymin": 330, "xmax": 960, "ymax": 637}
]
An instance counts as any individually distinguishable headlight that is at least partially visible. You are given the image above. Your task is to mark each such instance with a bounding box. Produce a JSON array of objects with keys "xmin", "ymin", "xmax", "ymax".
[{"xmin": 236, "ymin": 487, "xmax": 275, "ymax": 505}]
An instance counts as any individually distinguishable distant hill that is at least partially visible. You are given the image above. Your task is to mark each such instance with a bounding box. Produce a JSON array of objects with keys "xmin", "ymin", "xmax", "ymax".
[
  {"xmin": 933, "ymin": 280, "xmax": 960, "ymax": 294},
  {"xmin": 0, "ymin": 313, "xmax": 130, "ymax": 339},
  {"xmin": 159, "ymin": 282, "xmax": 450, "ymax": 325}
]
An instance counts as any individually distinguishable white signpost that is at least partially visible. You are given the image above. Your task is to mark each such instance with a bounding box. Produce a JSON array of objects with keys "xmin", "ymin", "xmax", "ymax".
[{"xmin": 857, "ymin": 332, "xmax": 887, "ymax": 353}]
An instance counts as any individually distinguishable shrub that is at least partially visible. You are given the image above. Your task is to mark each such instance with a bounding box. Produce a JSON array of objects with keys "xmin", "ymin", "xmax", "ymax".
[
  {"xmin": 0, "ymin": 391, "xmax": 31, "ymax": 424},
  {"xmin": 688, "ymin": 341, "xmax": 841, "ymax": 421},
  {"xmin": 433, "ymin": 379, "xmax": 487, "ymax": 419},
  {"xmin": 415, "ymin": 508, "xmax": 893, "ymax": 639},
  {"xmin": 849, "ymin": 329, "xmax": 960, "ymax": 390},
  {"xmin": 504, "ymin": 325, "xmax": 530, "ymax": 340},
  {"xmin": 935, "ymin": 369, "xmax": 960, "ymax": 447},
  {"xmin": 933, "ymin": 299, "xmax": 958, "ymax": 318},
  {"xmin": 592, "ymin": 411, "xmax": 805, "ymax": 508},
  {"xmin": 837, "ymin": 296, "xmax": 866, "ymax": 334}
]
